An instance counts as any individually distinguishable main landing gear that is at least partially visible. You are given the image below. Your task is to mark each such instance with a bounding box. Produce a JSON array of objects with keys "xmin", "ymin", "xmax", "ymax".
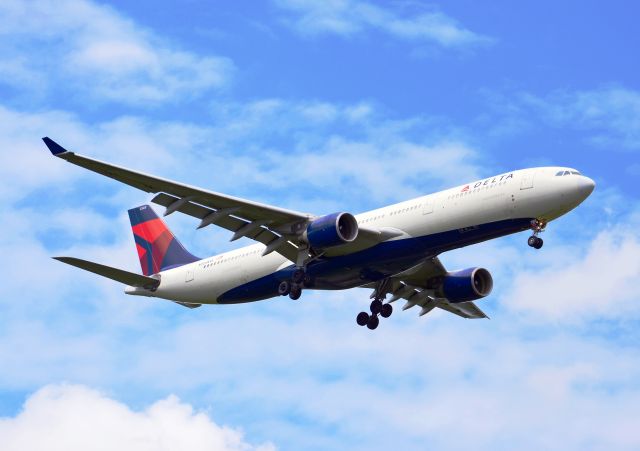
[
  {"xmin": 356, "ymin": 279, "xmax": 393, "ymax": 330},
  {"xmin": 357, "ymin": 298, "xmax": 393, "ymax": 330},
  {"xmin": 278, "ymin": 268, "xmax": 312, "ymax": 300},
  {"xmin": 357, "ymin": 279, "xmax": 394, "ymax": 330},
  {"xmin": 528, "ymin": 219, "xmax": 546, "ymax": 249}
]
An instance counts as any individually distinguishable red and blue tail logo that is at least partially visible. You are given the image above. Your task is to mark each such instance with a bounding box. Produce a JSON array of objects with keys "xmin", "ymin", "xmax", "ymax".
[{"xmin": 128, "ymin": 205, "xmax": 200, "ymax": 276}]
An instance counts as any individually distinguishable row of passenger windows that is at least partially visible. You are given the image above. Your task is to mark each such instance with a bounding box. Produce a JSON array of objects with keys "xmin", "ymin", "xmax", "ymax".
[
  {"xmin": 360, "ymin": 204, "xmax": 421, "ymax": 223},
  {"xmin": 360, "ymin": 214, "xmax": 385, "ymax": 223},
  {"xmin": 389, "ymin": 204, "xmax": 420, "ymax": 216},
  {"xmin": 446, "ymin": 181, "xmax": 507, "ymax": 200},
  {"xmin": 200, "ymin": 249, "xmax": 261, "ymax": 269},
  {"xmin": 556, "ymin": 170, "xmax": 581, "ymax": 176}
]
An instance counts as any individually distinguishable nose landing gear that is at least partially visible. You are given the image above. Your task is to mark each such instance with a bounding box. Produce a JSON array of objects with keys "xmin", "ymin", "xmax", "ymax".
[
  {"xmin": 527, "ymin": 235, "xmax": 543, "ymax": 249},
  {"xmin": 528, "ymin": 219, "xmax": 546, "ymax": 249}
]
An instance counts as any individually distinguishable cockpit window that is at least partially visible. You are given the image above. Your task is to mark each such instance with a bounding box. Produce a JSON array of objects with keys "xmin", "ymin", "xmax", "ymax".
[{"xmin": 556, "ymin": 170, "xmax": 581, "ymax": 176}]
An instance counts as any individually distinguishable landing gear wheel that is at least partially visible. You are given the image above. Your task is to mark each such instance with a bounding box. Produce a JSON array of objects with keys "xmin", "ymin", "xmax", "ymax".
[
  {"xmin": 356, "ymin": 312, "xmax": 370, "ymax": 326},
  {"xmin": 292, "ymin": 269, "xmax": 305, "ymax": 284},
  {"xmin": 380, "ymin": 303, "xmax": 393, "ymax": 318},
  {"xmin": 528, "ymin": 235, "xmax": 544, "ymax": 249},
  {"xmin": 366, "ymin": 315, "xmax": 379, "ymax": 330},
  {"xmin": 289, "ymin": 285, "xmax": 302, "ymax": 300},
  {"xmin": 278, "ymin": 281, "xmax": 291, "ymax": 296},
  {"xmin": 370, "ymin": 299, "xmax": 383, "ymax": 315},
  {"xmin": 533, "ymin": 237, "xmax": 543, "ymax": 249}
]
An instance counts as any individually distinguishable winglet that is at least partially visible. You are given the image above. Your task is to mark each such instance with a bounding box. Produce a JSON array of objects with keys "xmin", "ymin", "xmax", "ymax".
[{"xmin": 42, "ymin": 137, "xmax": 69, "ymax": 155}]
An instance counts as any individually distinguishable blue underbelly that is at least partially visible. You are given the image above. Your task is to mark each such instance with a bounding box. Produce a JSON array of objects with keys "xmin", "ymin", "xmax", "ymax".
[{"xmin": 217, "ymin": 217, "xmax": 532, "ymax": 304}]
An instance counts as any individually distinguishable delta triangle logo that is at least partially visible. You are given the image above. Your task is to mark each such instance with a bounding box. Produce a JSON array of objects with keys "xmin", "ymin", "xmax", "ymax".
[{"xmin": 461, "ymin": 185, "xmax": 470, "ymax": 192}]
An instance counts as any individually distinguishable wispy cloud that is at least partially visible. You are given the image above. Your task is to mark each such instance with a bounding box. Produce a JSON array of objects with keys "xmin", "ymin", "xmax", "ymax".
[
  {"xmin": 0, "ymin": 0, "xmax": 233, "ymax": 105},
  {"xmin": 0, "ymin": 385, "xmax": 274, "ymax": 451},
  {"xmin": 273, "ymin": 0, "xmax": 492, "ymax": 47},
  {"xmin": 543, "ymin": 87, "xmax": 640, "ymax": 150},
  {"xmin": 485, "ymin": 86, "xmax": 640, "ymax": 151},
  {"xmin": 505, "ymin": 223, "xmax": 640, "ymax": 323}
]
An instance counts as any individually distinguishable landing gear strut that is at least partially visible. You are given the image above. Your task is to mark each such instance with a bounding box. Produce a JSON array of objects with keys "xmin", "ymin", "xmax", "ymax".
[{"xmin": 528, "ymin": 219, "xmax": 546, "ymax": 250}]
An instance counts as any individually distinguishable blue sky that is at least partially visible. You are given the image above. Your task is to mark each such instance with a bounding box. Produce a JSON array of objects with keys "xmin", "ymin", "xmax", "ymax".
[{"xmin": 0, "ymin": 1, "xmax": 639, "ymax": 450}]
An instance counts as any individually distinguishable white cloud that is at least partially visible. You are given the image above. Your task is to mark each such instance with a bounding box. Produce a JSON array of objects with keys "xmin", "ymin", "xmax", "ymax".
[
  {"xmin": 0, "ymin": 385, "xmax": 274, "ymax": 451},
  {"xmin": 500, "ymin": 86, "xmax": 640, "ymax": 151},
  {"xmin": 0, "ymin": 0, "xmax": 233, "ymax": 105},
  {"xmin": 505, "ymin": 224, "xmax": 640, "ymax": 323},
  {"xmin": 274, "ymin": 0, "xmax": 492, "ymax": 47},
  {"xmin": 2, "ymin": 91, "xmax": 639, "ymax": 450}
]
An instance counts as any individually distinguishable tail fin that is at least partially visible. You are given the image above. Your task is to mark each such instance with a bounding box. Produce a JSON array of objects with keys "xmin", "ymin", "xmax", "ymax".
[{"xmin": 128, "ymin": 205, "xmax": 200, "ymax": 275}]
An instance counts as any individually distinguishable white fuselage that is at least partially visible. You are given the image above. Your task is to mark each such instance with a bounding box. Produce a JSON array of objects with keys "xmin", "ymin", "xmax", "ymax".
[{"xmin": 126, "ymin": 166, "xmax": 594, "ymax": 305}]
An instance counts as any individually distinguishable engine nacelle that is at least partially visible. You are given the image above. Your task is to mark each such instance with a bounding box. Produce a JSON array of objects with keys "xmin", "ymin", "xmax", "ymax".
[
  {"xmin": 442, "ymin": 267, "xmax": 493, "ymax": 303},
  {"xmin": 303, "ymin": 212, "xmax": 358, "ymax": 250}
]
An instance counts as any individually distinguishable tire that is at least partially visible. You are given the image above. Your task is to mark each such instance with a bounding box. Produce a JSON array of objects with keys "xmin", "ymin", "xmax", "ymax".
[
  {"xmin": 292, "ymin": 269, "xmax": 305, "ymax": 284},
  {"xmin": 370, "ymin": 299, "xmax": 383, "ymax": 315},
  {"xmin": 356, "ymin": 312, "xmax": 369, "ymax": 326},
  {"xmin": 366, "ymin": 315, "xmax": 379, "ymax": 330},
  {"xmin": 278, "ymin": 280, "xmax": 291, "ymax": 296},
  {"xmin": 380, "ymin": 303, "xmax": 393, "ymax": 318},
  {"xmin": 534, "ymin": 237, "xmax": 544, "ymax": 249},
  {"xmin": 527, "ymin": 236, "xmax": 537, "ymax": 247},
  {"xmin": 289, "ymin": 285, "xmax": 302, "ymax": 300}
]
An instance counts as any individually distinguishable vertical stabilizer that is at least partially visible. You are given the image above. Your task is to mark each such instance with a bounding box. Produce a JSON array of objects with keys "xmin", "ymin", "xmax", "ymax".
[{"xmin": 128, "ymin": 205, "xmax": 200, "ymax": 276}]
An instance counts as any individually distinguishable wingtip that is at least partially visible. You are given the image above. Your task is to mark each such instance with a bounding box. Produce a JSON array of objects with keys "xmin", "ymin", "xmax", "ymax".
[{"xmin": 42, "ymin": 137, "xmax": 69, "ymax": 155}]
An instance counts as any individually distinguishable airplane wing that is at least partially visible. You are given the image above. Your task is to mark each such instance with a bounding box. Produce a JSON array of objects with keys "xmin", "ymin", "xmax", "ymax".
[
  {"xmin": 363, "ymin": 257, "xmax": 489, "ymax": 319},
  {"xmin": 43, "ymin": 138, "xmax": 393, "ymax": 264}
]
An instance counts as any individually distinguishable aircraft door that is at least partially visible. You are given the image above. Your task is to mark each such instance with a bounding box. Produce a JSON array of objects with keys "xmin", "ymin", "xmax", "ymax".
[
  {"xmin": 422, "ymin": 198, "xmax": 434, "ymax": 215},
  {"xmin": 520, "ymin": 171, "xmax": 535, "ymax": 190},
  {"xmin": 185, "ymin": 269, "xmax": 194, "ymax": 283}
]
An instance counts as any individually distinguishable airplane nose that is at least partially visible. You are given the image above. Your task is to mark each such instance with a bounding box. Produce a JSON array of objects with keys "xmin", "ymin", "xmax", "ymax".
[{"xmin": 577, "ymin": 176, "xmax": 595, "ymax": 198}]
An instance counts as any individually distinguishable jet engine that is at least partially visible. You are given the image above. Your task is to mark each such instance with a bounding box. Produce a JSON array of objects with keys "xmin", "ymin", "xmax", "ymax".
[
  {"xmin": 440, "ymin": 267, "xmax": 493, "ymax": 303},
  {"xmin": 303, "ymin": 212, "xmax": 358, "ymax": 250}
]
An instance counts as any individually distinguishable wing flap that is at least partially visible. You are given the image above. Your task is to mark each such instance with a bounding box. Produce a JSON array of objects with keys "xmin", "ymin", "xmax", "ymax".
[
  {"xmin": 53, "ymin": 257, "xmax": 160, "ymax": 289},
  {"xmin": 151, "ymin": 192, "xmax": 299, "ymax": 262},
  {"xmin": 362, "ymin": 256, "xmax": 489, "ymax": 320},
  {"xmin": 437, "ymin": 301, "xmax": 488, "ymax": 319}
]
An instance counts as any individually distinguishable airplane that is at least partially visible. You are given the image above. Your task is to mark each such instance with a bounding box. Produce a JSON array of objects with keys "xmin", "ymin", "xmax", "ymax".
[{"xmin": 43, "ymin": 137, "xmax": 595, "ymax": 330}]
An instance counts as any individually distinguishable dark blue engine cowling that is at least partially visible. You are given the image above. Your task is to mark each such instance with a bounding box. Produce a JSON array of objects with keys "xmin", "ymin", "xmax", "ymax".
[
  {"xmin": 442, "ymin": 267, "xmax": 493, "ymax": 303},
  {"xmin": 304, "ymin": 212, "xmax": 358, "ymax": 249}
]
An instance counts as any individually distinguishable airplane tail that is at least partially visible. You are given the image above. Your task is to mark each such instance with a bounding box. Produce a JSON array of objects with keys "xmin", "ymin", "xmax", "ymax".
[{"xmin": 128, "ymin": 205, "xmax": 200, "ymax": 276}]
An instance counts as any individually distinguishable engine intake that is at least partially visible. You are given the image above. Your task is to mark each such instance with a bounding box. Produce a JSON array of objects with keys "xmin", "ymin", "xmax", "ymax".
[
  {"xmin": 442, "ymin": 267, "xmax": 493, "ymax": 303},
  {"xmin": 304, "ymin": 212, "xmax": 358, "ymax": 250}
]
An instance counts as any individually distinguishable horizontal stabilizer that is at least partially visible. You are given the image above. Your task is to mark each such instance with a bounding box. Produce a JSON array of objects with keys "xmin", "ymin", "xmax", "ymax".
[{"xmin": 53, "ymin": 257, "xmax": 160, "ymax": 289}]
